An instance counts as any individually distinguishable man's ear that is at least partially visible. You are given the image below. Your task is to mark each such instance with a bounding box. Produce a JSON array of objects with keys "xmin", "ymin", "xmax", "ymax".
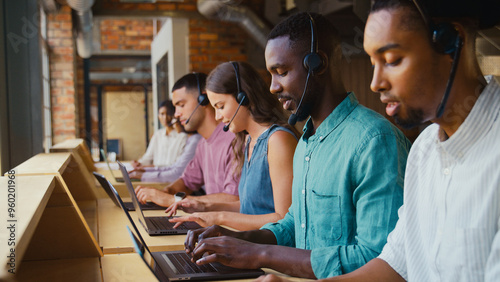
[
  {"xmin": 316, "ymin": 50, "xmax": 329, "ymax": 75},
  {"xmin": 445, "ymin": 22, "xmax": 467, "ymax": 63}
]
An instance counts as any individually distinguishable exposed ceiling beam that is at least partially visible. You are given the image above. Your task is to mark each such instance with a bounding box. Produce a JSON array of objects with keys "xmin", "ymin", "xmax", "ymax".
[
  {"xmin": 89, "ymin": 72, "xmax": 152, "ymax": 80},
  {"xmin": 92, "ymin": 9, "xmax": 202, "ymax": 19}
]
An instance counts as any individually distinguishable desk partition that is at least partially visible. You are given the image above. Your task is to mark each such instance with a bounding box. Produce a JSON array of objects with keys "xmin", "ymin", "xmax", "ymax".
[{"xmin": 0, "ymin": 175, "xmax": 102, "ymax": 281}]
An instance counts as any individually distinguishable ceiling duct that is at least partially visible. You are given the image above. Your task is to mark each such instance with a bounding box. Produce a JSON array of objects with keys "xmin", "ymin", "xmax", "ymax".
[
  {"xmin": 66, "ymin": 0, "xmax": 95, "ymax": 58},
  {"xmin": 197, "ymin": 0, "xmax": 270, "ymax": 49}
]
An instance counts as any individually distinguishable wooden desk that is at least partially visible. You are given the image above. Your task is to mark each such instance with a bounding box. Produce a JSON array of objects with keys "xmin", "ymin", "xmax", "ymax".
[
  {"xmin": 101, "ymin": 253, "xmax": 311, "ymax": 282},
  {"xmin": 102, "ymin": 253, "xmax": 158, "ymax": 281},
  {"xmin": 95, "ymin": 168, "xmax": 168, "ymax": 198},
  {"xmin": 8, "ymin": 258, "xmax": 101, "ymax": 282},
  {"xmin": 98, "ymin": 198, "xmax": 186, "ymax": 254}
]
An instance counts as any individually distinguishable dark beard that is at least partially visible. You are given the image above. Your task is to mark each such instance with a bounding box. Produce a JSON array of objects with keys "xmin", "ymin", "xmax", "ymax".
[
  {"xmin": 295, "ymin": 101, "xmax": 313, "ymax": 122},
  {"xmin": 294, "ymin": 77, "xmax": 323, "ymax": 122},
  {"xmin": 393, "ymin": 107, "xmax": 425, "ymax": 129}
]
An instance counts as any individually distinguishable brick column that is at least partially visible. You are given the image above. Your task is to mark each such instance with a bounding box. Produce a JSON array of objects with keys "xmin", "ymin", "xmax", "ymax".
[{"xmin": 47, "ymin": 6, "xmax": 77, "ymax": 144}]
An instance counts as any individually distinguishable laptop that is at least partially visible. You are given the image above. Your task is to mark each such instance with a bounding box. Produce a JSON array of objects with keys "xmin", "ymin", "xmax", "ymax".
[
  {"xmin": 100, "ymin": 148, "xmax": 139, "ymax": 182},
  {"xmin": 105, "ymin": 177, "xmax": 264, "ymax": 281},
  {"xmin": 93, "ymin": 171, "xmax": 164, "ymax": 211},
  {"xmin": 124, "ymin": 217, "xmax": 264, "ymax": 281},
  {"xmin": 117, "ymin": 160, "xmax": 202, "ymax": 235},
  {"xmin": 126, "ymin": 226, "xmax": 265, "ymax": 282}
]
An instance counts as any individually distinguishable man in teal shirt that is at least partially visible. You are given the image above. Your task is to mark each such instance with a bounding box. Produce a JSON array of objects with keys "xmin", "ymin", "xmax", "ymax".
[{"xmin": 182, "ymin": 12, "xmax": 411, "ymax": 279}]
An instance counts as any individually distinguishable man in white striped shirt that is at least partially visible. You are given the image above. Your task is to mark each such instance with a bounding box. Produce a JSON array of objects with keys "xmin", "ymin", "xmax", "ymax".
[{"xmin": 256, "ymin": 0, "xmax": 500, "ymax": 281}]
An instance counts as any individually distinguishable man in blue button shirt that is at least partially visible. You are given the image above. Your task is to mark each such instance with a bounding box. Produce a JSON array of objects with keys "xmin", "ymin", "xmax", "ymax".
[{"xmin": 183, "ymin": 12, "xmax": 411, "ymax": 279}]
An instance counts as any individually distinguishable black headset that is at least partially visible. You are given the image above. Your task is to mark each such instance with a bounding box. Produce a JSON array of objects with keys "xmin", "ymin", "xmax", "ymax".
[
  {"xmin": 412, "ymin": 0, "xmax": 463, "ymax": 118},
  {"xmin": 231, "ymin": 62, "xmax": 249, "ymax": 106},
  {"xmin": 223, "ymin": 62, "xmax": 249, "ymax": 132},
  {"xmin": 185, "ymin": 72, "xmax": 208, "ymax": 125},
  {"xmin": 289, "ymin": 13, "xmax": 325, "ymax": 126},
  {"xmin": 195, "ymin": 72, "xmax": 209, "ymax": 106},
  {"xmin": 302, "ymin": 13, "xmax": 325, "ymax": 74},
  {"xmin": 412, "ymin": 0, "xmax": 460, "ymax": 55}
]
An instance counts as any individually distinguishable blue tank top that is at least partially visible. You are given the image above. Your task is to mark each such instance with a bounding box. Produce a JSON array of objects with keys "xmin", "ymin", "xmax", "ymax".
[{"xmin": 239, "ymin": 124, "xmax": 297, "ymax": 215}]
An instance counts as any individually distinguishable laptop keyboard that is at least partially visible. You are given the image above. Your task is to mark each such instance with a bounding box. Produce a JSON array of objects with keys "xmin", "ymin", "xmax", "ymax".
[
  {"xmin": 163, "ymin": 253, "xmax": 217, "ymax": 274},
  {"xmin": 150, "ymin": 217, "xmax": 188, "ymax": 230},
  {"xmin": 141, "ymin": 202, "xmax": 162, "ymax": 209}
]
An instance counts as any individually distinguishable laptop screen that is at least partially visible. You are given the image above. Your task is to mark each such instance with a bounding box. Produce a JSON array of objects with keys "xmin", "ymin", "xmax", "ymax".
[
  {"xmin": 105, "ymin": 178, "xmax": 167, "ymax": 281},
  {"xmin": 93, "ymin": 172, "xmax": 120, "ymax": 207},
  {"xmin": 126, "ymin": 225, "xmax": 169, "ymax": 282},
  {"xmin": 117, "ymin": 160, "xmax": 150, "ymax": 228},
  {"xmin": 105, "ymin": 175, "xmax": 153, "ymax": 256},
  {"xmin": 100, "ymin": 148, "xmax": 118, "ymax": 180}
]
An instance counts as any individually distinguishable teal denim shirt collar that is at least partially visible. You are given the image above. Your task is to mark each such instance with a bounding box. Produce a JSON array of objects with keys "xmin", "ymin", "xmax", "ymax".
[{"xmin": 302, "ymin": 92, "xmax": 358, "ymax": 142}]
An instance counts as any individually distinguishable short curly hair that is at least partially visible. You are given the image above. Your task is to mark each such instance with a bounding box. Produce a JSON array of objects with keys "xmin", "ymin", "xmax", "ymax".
[{"xmin": 267, "ymin": 12, "xmax": 341, "ymax": 63}]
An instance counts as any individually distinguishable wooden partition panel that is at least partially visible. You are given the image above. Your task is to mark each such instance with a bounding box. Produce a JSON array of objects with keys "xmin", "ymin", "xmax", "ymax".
[
  {"xmin": 0, "ymin": 175, "xmax": 102, "ymax": 281},
  {"xmin": 22, "ymin": 176, "xmax": 102, "ymax": 261},
  {"xmin": 9, "ymin": 152, "xmax": 100, "ymax": 200},
  {"xmin": 50, "ymin": 138, "xmax": 96, "ymax": 172}
]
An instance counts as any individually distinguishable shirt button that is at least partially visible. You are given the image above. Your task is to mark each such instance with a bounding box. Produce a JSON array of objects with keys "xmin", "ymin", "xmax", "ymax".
[
  {"xmin": 319, "ymin": 136, "xmax": 323, "ymax": 140},
  {"xmin": 302, "ymin": 189, "xmax": 305, "ymax": 194},
  {"xmin": 305, "ymin": 156, "xmax": 310, "ymax": 162},
  {"xmin": 301, "ymin": 223, "xmax": 305, "ymax": 228},
  {"xmin": 443, "ymin": 168, "xmax": 450, "ymax": 175}
]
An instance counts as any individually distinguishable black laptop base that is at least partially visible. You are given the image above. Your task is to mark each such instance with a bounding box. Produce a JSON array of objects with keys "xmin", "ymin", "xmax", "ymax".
[
  {"xmin": 124, "ymin": 201, "xmax": 164, "ymax": 211},
  {"xmin": 152, "ymin": 251, "xmax": 265, "ymax": 281}
]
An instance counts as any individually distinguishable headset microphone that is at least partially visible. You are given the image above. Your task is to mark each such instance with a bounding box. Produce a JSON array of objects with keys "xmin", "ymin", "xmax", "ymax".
[
  {"xmin": 288, "ymin": 71, "xmax": 312, "ymax": 126},
  {"xmin": 436, "ymin": 36, "xmax": 462, "ymax": 118},
  {"xmin": 223, "ymin": 97, "xmax": 246, "ymax": 132},
  {"xmin": 167, "ymin": 118, "xmax": 178, "ymax": 127},
  {"xmin": 185, "ymin": 103, "xmax": 201, "ymax": 125}
]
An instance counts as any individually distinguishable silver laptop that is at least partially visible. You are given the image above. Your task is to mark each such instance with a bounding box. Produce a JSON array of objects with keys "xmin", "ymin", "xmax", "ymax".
[
  {"xmin": 117, "ymin": 160, "xmax": 202, "ymax": 235},
  {"xmin": 93, "ymin": 171, "xmax": 164, "ymax": 211}
]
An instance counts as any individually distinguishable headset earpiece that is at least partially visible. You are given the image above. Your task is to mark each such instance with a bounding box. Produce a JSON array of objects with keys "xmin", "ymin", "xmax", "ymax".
[
  {"xmin": 303, "ymin": 13, "xmax": 325, "ymax": 74},
  {"xmin": 412, "ymin": 0, "xmax": 460, "ymax": 55},
  {"xmin": 431, "ymin": 22, "xmax": 460, "ymax": 55},
  {"xmin": 231, "ymin": 62, "xmax": 249, "ymax": 106},
  {"xmin": 303, "ymin": 52, "xmax": 323, "ymax": 74},
  {"xmin": 194, "ymin": 72, "xmax": 209, "ymax": 106},
  {"xmin": 236, "ymin": 91, "xmax": 249, "ymax": 106},
  {"xmin": 197, "ymin": 93, "xmax": 209, "ymax": 106}
]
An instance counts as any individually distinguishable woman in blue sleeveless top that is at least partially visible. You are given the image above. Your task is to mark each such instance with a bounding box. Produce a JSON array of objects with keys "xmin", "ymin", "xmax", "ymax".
[{"xmin": 168, "ymin": 61, "xmax": 299, "ymax": 231}]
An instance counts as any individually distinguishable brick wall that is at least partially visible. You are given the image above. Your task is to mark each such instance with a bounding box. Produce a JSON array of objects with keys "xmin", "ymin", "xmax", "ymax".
[
  {"xmin": 51, "ymin": 0, "xmax": 267, "ymax": 144},
  {"xmin": 189, "ymin": 19, "xmax": 249, "ymax": 74},
  {"xmin": 100, "ymin": 19, "xmax": 154, "ymax": 52},
  {"xmin": 47, "ymin": 6, "xmax": 77, "ymax": 144}
]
